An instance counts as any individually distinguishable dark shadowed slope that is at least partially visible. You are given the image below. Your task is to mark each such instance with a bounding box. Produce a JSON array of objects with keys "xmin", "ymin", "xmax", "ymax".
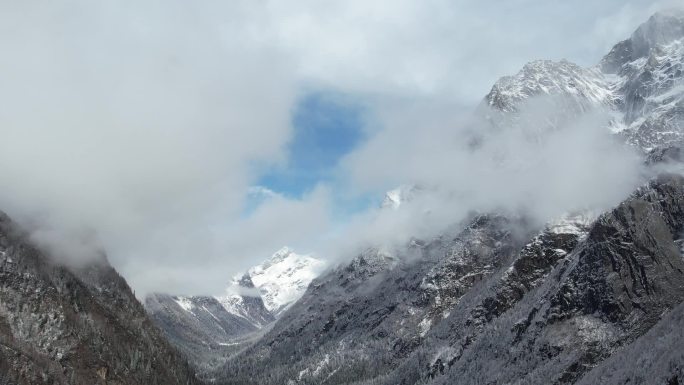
[{"xmin": 0, "ymin": 211, "xmax": 201, "ymax": 385}]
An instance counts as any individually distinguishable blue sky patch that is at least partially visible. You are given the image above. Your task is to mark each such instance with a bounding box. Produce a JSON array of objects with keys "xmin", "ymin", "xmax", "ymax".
[{"xmin": 257, "ymin": 91, "xmax": 366, "ymax": 198}]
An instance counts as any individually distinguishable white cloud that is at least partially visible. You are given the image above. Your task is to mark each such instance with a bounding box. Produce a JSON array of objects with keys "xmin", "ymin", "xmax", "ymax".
[
  {"xmin": 0, "ymin": 0, "xmax": 300, "ymax": 294},
  {"xmin": 254, "ymin": 0, "xmax": 675, "ymax": 102},
  {"xmin": 328, "ymin": 98, "xmax": 645, "ymax": 261},
  {"xmin": 0, "ymin": 0, "xmax": 675, "ymax": 295}
]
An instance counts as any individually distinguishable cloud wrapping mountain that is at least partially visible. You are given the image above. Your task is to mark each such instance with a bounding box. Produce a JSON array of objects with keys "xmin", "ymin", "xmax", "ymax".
[{"xmin": 0, "ymin": 0, "xmax": 677, "ymax": 296}]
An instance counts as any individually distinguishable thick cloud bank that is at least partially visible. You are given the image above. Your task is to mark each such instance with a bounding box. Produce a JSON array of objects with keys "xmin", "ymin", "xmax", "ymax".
[
  {"xmin": 330, "ymin": 97, "xmax": 645, "ymax": 259},
  {"xmin": 0, "ymin": 0, "xmax": 675, "ymax": 295}
]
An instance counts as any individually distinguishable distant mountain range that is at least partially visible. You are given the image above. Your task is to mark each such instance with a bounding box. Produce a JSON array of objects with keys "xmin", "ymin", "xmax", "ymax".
[{"xmin": 144, "ymin": 247, "xmax": 326, "ymax": 377}]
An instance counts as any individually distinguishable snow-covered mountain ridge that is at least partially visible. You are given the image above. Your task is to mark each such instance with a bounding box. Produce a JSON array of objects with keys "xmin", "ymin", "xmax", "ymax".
[
  {"xmin": 486, "ymin": 60, "xmax": 617, "ymax": 113},
  {"xmin": 485, "ymin": 11, "xmax": 684, "ymax": 152}
]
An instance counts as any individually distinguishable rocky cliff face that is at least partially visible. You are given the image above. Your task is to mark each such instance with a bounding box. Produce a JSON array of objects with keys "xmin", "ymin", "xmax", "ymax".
[
  {"xmin": 422, "ymin": 174, "xmax": 684, "ymax": 385},
  {"xmin": 0, "ymin": 212, "xmax": 200, "ymax": 385}
]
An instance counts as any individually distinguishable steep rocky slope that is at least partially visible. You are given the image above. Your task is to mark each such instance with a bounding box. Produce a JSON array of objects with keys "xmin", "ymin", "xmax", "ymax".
[
  {"xmin": 218, "ymin": 215, "xmax": 538, "ymax": 384},
  {"xmin": 0, "ymin": 211, "xmax": 200, "ymax": 385},
  {"xmin": 424, "ymin": 174, "xmax": 684, "ymax": 385},
  {"xmin": 218, "ymin": 178, "xmax": 684, "ymax": 385},
  {"xmin": 576, "ymin": 299, "xmax": 684, "ymax": 385},
  {"xmin": 145, "ymin": 274, "xmax": 274, "ymax": 377}
]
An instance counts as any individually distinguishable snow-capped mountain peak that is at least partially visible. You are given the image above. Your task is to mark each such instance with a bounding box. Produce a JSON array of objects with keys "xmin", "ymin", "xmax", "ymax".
[
  {"xmin": 253, "ymin": 246, "xmax": 294, "ymax": 271},
  {"xmin": 381, "ymin": 185, "xmax": 419, "ymax": 210},
  {"xmin": 601, "ymin": 15, "xmax": 684, "ymax": 151},
  {"xmin": 481, "ymin": 11, "xmax": 684, "ymax": 153},
  {"xmin": 150, "ymin": 246, "xmax": 327, "ymax": 354},
  {"xmin": 631, "ymin": 10, "xmax": 684, "ymax": 59},
  {"xmin": 247, "ymin": 247, "xmax": 327, "ymax": 317}
]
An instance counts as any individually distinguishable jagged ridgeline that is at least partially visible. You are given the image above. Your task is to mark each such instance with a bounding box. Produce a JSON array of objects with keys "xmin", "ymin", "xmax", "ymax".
[
  {"xmin": 0, "ymin": 211, "xmax": 200, "ymax": 385},
  {"xmin": 213, "ymin": 11, "xmax": 684, "ymax": 385}
]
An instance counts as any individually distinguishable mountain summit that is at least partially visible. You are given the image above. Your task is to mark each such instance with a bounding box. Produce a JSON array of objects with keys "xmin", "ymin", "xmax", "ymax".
[{"xmin": 246, "ymin": 247, "xmax": 327, "ymax": 317}]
